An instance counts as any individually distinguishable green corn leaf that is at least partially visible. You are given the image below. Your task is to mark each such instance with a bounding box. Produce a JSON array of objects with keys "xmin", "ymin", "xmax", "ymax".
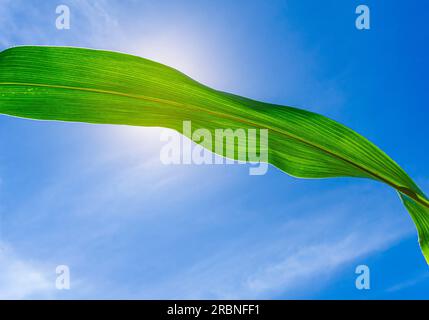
[{"xmin": 1, "ymin": 46, "xmax": 428, "ymax": 263}]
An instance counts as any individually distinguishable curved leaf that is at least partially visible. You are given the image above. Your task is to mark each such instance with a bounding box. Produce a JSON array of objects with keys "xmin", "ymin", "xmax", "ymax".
[{"xmin": 1, "ymin": 46, "xmax": 428, "ymax": 263}]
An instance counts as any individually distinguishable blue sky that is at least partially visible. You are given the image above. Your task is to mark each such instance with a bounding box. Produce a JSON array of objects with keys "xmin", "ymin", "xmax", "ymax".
[{"xmin": 0, "ymin": 0, "xmax": 429, "ymax": 299}]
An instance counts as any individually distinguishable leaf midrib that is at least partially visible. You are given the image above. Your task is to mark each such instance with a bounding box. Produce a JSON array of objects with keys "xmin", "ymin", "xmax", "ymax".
[{"xmin": 2, "ymin": 81, "xmax": 428, "ymax": 208}]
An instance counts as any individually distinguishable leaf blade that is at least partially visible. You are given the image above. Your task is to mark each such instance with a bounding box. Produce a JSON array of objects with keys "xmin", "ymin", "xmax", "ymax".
[{"xmin": 1, "ymin": 45, "xmax": 428, "ymax": 263}]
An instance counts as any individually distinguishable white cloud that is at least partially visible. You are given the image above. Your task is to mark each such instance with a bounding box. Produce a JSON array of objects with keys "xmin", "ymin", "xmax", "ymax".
[
  {"xmin": 132, "ymin": 184, "xmax": 414, "ymax": 299},
  {"xmin": 0, "ymin": 243, "xmax": 54, "ymax": 299},
  {"xmin": 0, "ymin": 0, "xmax": 121, "ymax": 49},
  {"xmin": 386, "ymin": 273, "xmax": 429, "ymax": 293}
]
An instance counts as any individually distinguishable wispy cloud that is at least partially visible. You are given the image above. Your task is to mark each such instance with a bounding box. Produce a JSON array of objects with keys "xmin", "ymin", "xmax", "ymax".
[
  {"xmin": 128, "ymin": 184, "xmax": 413, "ymax": 299},
  {"xmin": 386, "ymin": 273, "xmax": 429, "ymax": 293},
  {"xmin": 0, "ymin": 0, "xmax": 121, "ymax": 49},
  {"xmin": 0, "ymin": 242, "xmax": 53, "ymax": 299}
]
